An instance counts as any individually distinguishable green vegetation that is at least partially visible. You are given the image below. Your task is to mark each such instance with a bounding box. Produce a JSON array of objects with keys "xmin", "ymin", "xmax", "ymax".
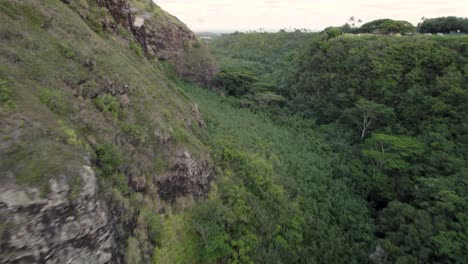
[
  {"xmin": 207, "ymin": 31, "xmax": 468, "ymax": 263},
  {"xmin": 292, "ymin": 34, "xmax": 468, "ymax": 263},
  {"xmin": 120, "ymin": 124, "xmax": 147, "ymax": 144},
  {"xmin": 0, "ymin": 0, "xmax": 211, "ymax": 262},
  {"xmin": 1, "ymin": 0, "xmax": 467, "ymax": 263},
  {"xmin": 95, "ymin": 143, "xmax": 123, "ymax": 175},
  {"xmin": 129, "ymin": 41, "xmax": 144, "ymax": 58},
  {"xmin": 209, "ymin": 31, "xmax": 314, "ymax": 104},
  {"xmin": 212, "ymin": 69, "xmax": 258, "ymax": 96},
  {"xmin": 179, "ymin": 83, "xmax": 373, "ymax": 263},
  {"xmin": 0, "ymin": 78, "xmax": 16, "ymax": 111},
  {"xmin": 39, "ymin": 88, "xmax": 69, "ymax": 115},
  {"xmin": 357, "ymin": 19, "xmax": 416, "ymax": 34},
  {"xmin": 58, "ymin": 42, "xmax": 76, "ymax": 59},
  {"xmin": 93, "ymin": 94, "xmax": 123, "ymax": 120},
  {"xmin": 418, "ymin": 16, "xmax": 468, "ymax": 34}
]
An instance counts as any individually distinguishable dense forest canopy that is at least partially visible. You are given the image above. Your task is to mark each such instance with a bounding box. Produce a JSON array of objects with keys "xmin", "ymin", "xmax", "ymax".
[
  {"xmin": 323, "ymin": 17, "xmax": 468, "ymax": 36},
  {"xmin": 357, "ymin": 19, "xmax": 416, "ymax": 34},
  {"xmin": 418, "ymin": 16, "xmax": 468, "ymax": 34},
  {"xmin": 204, "ymin": 29, "xmax": 468, "ymax": 263}
]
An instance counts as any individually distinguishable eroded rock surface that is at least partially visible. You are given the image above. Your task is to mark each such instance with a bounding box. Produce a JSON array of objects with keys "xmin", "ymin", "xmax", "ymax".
[
  {"xmin": 0, "ymin": 166, "xmax": 113, "ymax": 264},
  {"xmin": 94, "ymin": 0, "xmax": 219, "ymax": 85},
  {"xmin": 158, "ymin": 149, "xmax": 214, "ymax": 202}
]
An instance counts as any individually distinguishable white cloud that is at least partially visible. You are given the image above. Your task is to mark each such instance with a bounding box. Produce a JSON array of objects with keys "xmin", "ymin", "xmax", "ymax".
[{"xmin": 154, "ymin": 0, "xmax": 468, "ymax": 31}]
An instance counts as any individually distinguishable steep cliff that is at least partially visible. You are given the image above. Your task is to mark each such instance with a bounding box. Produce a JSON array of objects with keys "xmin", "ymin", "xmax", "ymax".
[
  {"xmin": 93, "ymin": 0, "xmax": 219, "ymax": 85},
  {"xmin": 0, "ymin": 0, "xmax": 215, "ymax": 262},
  {"xmin": 0, "ymin": 164, "xmax": 112, "ymax": 263}
]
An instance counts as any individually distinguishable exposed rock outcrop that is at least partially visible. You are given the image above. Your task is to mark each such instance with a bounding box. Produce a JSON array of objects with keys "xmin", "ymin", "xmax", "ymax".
[
  {"xmin": 0, "ymin": 166, "xmax": 113, "ymax": 263},
  {"xmin": 158, "ymin": 149, "xmax": 214, "ymax": 202},
  {"xmin": 96, "ymin": 0, "xmax": 219, "ymax": 85}
]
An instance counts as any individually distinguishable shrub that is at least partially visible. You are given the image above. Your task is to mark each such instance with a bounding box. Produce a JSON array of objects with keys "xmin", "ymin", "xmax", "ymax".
[
  {"xmin": 117, "ymin": 26, "xmax": 131, "ymax": 38},
  {"xmin": 58, "ymin": 42, "xmax": 76, "ymax": 59},
  {"xmin": 93, "ymin": 94, "xmax": 123, "ymax": 119},
  {"xmin": 130, "ymin": 41, "xmax": 144, "ymax": 58},
  {"xmin": 38, "ymin": 88, "xmax": 68, "ymax": 115},
  {"xmin": 121, "ymin": 124, "xmax": 147, "ymax": 144},
  {"xmin": 95, "ymin": 143, "xmax": 123, "ymax": 175},
  {"xmin": 111, "ymin": 173, "xmax": 129, "ymax": 194},
  {"xmin": 143, "ymin": 211, "xmax": 162, "ymax": 245}
]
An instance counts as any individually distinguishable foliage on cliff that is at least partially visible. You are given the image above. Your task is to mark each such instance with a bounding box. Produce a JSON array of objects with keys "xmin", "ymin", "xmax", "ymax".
[{"xmin": 0, "ymin": 0, "xmax": 214, "ymax": 262}]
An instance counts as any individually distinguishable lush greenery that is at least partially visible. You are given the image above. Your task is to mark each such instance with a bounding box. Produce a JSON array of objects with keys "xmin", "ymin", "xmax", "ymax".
[
  {"xmin": 207, "ymin": 32, "xmax": 468, "ymax": 263},
  {"xmin": 328, "ymin": 19, "xmax": 416, "ymax": 36},
  {"xmin": 418, "ymin": 17, "xmax": 468, "ymax": 34},
  {"xmin": 285, "ymin": 34, "xmax": 468, "ymax": 263},
  {"xmin": 181, "ymin": 83, "xmax": 373, "ymax": 263},
  {"xmin": 2, "ymin": 0, "xmax": 467, "ymax": 262},
  {"xmin": 357, "ymin": 19, "xmax": 416, "ymax": 34}
]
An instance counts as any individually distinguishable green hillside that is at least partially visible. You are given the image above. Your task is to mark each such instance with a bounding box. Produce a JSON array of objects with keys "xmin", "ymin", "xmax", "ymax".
[
  {"xmin": 1, "ymin": 1, "xmax": 467, "ymax": 263},
  {"xmin": 0, "ymin": 0, "xmax": 213, "ymax": 262}
]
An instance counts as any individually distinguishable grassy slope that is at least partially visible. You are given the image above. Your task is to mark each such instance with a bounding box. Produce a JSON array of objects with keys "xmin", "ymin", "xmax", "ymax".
[
  {"xmin": 0, "ymin": 0, "xmax": 208, "ymax": 187},
  {"xmin": 0, "ymin": 0, "xmax": 211, "ymax": 262}
]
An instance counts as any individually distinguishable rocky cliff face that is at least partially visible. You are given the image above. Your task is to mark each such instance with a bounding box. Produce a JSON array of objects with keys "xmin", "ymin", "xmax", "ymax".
[
  {"xmin": 0, "ymin": 0, "xmax": 216, "ymax": 262},
  {"xmin": 96, "ymin": 0, "xmax": 219, "ymax": 85},
  {"xmin": 158, "ymin": 148, "xmax": 214, "ymax": 202},
  {"xmin": 0, "ymin": 166, "xmax": 113, "ymax": 264}
]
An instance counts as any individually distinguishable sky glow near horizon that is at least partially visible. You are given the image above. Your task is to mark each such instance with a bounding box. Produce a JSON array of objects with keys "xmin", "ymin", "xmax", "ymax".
[{"xmin": 154, "ymin": 0, "xmax": 468, "ymax": 32}]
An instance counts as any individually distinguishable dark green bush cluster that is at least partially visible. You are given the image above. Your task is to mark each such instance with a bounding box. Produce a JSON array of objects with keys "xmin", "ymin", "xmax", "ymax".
[
  {"xmin": 38, "ymin": 88, "xmax": 68, "ymax": 115},
  {"xmin": 117, "ymin": 26, "xmax": 131, "ymax": 38},
  {"xmin": 93, "ymin": 94, "xmax": 123, "ymax": 119},
  {"xmin": 358, "ymin": 19, "xmax": 416, "ymax": 34},
  {"xmin": 120, "ymin": 124, "xmax": 147, "ymax": 144},
  {"xmin": 95, "ymin": 143, "xmax": 123, "ymax": 175},
  {"xmin": 194, "ymin": 148, "xmax": 304, "ymax": 263},
  {"xmin": 212, "ymin": 69, "xmax": 258, "ymax": 97},
  {"xmin": 418, "ymin": 16, "xmax": 468, "ymax": 34}
]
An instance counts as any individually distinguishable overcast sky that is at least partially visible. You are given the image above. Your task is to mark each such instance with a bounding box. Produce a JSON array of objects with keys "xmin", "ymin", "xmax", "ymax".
[{"xmin": 155, "ymin": 0, "xmax": 468, "ymax": 32}]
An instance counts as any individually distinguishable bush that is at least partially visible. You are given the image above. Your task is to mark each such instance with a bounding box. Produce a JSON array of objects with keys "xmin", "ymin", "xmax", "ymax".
[
  {"xmin": 143, "ymin": 212, "xmax": 162, "ymax": 245},
  {"xmin": 121, "ymin": 124, "xmax": 147, "ymax": 144},
  {"xmin": 39, "ymin": 88, "xmax": 68, "ymax": 115},
  {"xmin": 130, "ymin": 41, "xmax": 144, "ymax": 58},
  {"xmin": 93, "ymin": 94, "xmax": 123, "ymax": 119},
  {"xmin": 95, "ymin": 143, "xmax": 123, "ymax": 175},
  {"xmin": 117, "ymin": 26, "xmax": 131, "ymax": 38},
  {"xmin": 58, "ymin": 42, "xmax": 76, "ymax": 59}
]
